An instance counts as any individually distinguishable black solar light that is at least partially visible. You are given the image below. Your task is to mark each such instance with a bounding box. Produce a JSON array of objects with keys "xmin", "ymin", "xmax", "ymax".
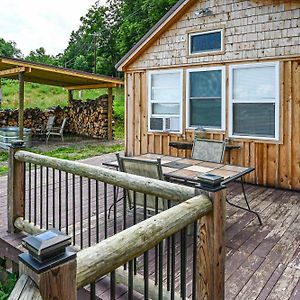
[{"xmin": 19, "ymin": 228, "xmax": 75, "ymax": 273}]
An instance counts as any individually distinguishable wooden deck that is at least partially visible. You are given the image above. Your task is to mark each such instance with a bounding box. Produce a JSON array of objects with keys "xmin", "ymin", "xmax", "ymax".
[{"xmin": 0, "ymin": 152, "xmax": 299, "ymax": 299}]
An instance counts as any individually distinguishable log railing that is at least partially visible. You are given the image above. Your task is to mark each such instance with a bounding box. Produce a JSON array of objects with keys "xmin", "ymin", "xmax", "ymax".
[{"xmin": 7, "ymin": 144, "xmax": 226, "ymax": 299}]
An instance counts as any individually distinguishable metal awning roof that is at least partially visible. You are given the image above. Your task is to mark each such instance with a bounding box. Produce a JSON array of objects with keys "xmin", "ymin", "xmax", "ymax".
[{"xmin": 0, "ymin": 56, "xmax": 123, "ymax": 90}]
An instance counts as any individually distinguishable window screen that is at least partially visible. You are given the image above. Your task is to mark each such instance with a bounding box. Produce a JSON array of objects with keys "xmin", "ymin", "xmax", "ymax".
[
  {"xmin": 189, "ymin": 69, "xmax": 223, "ymax": 129},
  {"xmin": 149, "ymin": 71, "xmax": 182, "ymax": 131},
  {"xmin": 190, "ymin": 31, "xmax": 222, "ymax": 54},
  {"xmin": 230, "ymin": 63, "xmax": 279, "ymax": 139}
]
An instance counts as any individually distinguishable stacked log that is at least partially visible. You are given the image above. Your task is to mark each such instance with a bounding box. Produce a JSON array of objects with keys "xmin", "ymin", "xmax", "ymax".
[{"xmin": 0, "ymin": 94, "xmax": 113, "ymax": 140}]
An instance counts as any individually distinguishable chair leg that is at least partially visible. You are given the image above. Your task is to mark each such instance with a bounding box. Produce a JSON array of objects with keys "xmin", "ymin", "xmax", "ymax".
[
  {"xmin": 226, "ymin": 179, "xmax": 262, "ymax": 225},
  {"xmin": 46, "ymin": 133, "xmax": 50, "ymax": 143}
]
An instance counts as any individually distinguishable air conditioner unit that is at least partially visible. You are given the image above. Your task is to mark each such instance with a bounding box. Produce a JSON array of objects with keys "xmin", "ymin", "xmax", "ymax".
[{"xmin": 150, "ymin": 117, "xmax": 180, "ymax": 131}]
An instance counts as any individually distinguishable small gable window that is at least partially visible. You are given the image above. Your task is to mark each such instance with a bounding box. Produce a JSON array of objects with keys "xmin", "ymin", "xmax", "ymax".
[{"xmin": 189, "ymin": 29, "xmax": 223, "ymax": 55}]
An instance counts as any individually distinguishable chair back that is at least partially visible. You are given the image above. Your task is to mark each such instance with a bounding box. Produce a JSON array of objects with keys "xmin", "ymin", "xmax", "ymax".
[
  {"xmin": 46, "ymin": 116, "xmax": 56, "ymax": 132},
  {"xmin": 60, "ymin": 118, "xmax": 68, "ymax": 134},
  {"xmin": 192, "ymin": 139, "xmax": 226, "ymax": 163},
  {"xmin": 116, "ymin": 154, "xmax": 166, "ymax": 211}
]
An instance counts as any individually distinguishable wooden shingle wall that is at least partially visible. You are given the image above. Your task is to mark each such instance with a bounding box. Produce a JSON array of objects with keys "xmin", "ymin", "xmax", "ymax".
[
  {"xmin": 128, "ymin": 0, "xmax": 300, "ymax": 70},
  {"xmin": 124, "ymin": 0, "xmax": 300, "ymax": 190}
]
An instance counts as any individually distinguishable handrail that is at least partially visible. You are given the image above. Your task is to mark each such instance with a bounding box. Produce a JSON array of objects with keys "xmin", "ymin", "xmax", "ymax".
[
  {"xmin": 14, "ymin": 194, "xmax": 212, "ymax": 291},
  {"xmin": 15, "ymin": 150, "xmax": 195, "ymax": 202},
  {"xmin": 76, "ymin": 194, "xmax": 212, "ymax": 288}
]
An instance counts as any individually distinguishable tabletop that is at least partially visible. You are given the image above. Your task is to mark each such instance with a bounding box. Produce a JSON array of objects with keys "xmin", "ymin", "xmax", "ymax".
[{"xmin": 103, "ymin": 153, "xmax": 254, "ymax": 187}]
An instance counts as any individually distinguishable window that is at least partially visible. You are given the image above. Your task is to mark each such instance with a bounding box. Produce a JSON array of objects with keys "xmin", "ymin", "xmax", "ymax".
[
  {"xmin": 187, "ymin": 67, "xmax": 225, "ymax": 130},
  {"xmin": 189, "ymin": 29, "xmax": 223, "ymax": 55},
  {"xmin": 229, "ymin": 62, "xmax": 280, "ymax": 140},
  {"xmin": 148, "ymin": 70, "xmax": 182, "ymax": 132}
]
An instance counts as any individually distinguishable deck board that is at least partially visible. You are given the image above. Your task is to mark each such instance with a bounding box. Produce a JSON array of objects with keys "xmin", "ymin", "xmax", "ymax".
[{"xmin": 0, "ymin": 152, "xmax": 299, "ymax": 299}]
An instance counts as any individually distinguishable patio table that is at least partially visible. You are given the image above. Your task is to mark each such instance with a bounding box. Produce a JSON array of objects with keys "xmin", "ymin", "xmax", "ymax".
[
  {"xmin": 103, "ymin": 153, "xmax": 262, "ymax": 224},
  {"xmin": 103, "ymin": 153, "xmax": 252, "ymax": 185}
]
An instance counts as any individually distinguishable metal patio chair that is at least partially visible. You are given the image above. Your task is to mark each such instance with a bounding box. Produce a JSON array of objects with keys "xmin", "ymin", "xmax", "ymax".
[
  {"xmin": 108, "ymin": 153, "xmax": 169, "ymax": 217},
  {"xmin": 192, "ymin": 138, "xmax": 226, "ymax": 163},
  {"xmin": 35, "ymin": 115, "xmax": 56, "ymax": 141},
  {"xmin": 46, "ymin": 117, "xmax": 68, "ymax": 143},
  {"xmin": 192, "ymin": 138, "xmax": 262, "ymax": 225}
]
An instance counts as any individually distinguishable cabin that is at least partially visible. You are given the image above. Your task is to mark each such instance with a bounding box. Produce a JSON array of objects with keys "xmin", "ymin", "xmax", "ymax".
[{"xmin": 116, "ymin": 0, "xmax": 300, "ymax": 191}]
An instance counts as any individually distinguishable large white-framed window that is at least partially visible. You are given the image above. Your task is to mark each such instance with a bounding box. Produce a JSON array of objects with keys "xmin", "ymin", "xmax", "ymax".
[
  {"xmin": 148, "ymin": 69, "xmax": 183, "ymax": 132},
  {"xmin": 189, "ymin": 29, "xmax": 224, "ymax": 56},
  {"xmin": 229, "ymin": 62, "xmax": 280, "ymax": 141},
  {"xmin": 186, "ymin": 66, "xmax": 226, "ymax": 131}
]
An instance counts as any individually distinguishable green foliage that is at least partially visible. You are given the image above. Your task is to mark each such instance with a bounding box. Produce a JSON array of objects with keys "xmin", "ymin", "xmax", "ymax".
[
  {"xmin": 0, "ymin": 266, "xmax": 17, "ymax": 299},
  {"xmin": 73, "ymin": 55, "xmax": 89, "ymax": 71},
  {"xmin": 25, "ymin": 47, "xmax": 57, "ymax": 65},
  {"xmin": 61, "ymin": 0, "xmax": 178, "ymax": 75},
  {"xmin": 0, "ymin": 151, "xmax": 8, "ymax": 162},
  {"xmin": 0, "ymin": 166, "xmax": 8, "ymax": 176},
  {"xmin": 0, "ymin": 37, "xmax": 21, "ymax": 58}
]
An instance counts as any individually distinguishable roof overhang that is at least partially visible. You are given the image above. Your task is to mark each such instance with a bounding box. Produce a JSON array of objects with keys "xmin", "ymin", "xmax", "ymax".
[
  {"xmin": 116, "ymin": 0, "xmax": 195, "ymax": 71},
  {"xmin": 0, "ymin": 56, "xmax": 124, "ymax": 90}
]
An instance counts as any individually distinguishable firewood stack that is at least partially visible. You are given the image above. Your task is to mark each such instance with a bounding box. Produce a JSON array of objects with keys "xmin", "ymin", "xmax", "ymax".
[{"xmin": 0, "ymin": 94, "xmax": 113, "ymax": 140}]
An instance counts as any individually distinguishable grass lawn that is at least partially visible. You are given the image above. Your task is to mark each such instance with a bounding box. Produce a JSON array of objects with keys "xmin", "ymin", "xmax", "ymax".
[
  {"xmin": 0, "ymin": 80, "xmax": 124, "ymax": 117},
  {"xmin": 32, "ymin": 143, "xmax": 124, "ymax": 161}
]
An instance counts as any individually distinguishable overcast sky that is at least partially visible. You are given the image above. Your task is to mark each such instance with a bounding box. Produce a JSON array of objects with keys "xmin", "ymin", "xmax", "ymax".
[{"xmin": 0, "ymin": 0, "xmax": 107, "ymax": 56}]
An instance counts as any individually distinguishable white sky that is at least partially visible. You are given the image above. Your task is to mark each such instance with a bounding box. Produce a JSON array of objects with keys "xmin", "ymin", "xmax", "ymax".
[{"xmin": 0, "ymin": 0, "xmax": 107, "ymax": 56}]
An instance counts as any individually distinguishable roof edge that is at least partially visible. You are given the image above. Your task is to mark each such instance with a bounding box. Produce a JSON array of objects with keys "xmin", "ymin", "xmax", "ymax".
[
  {"xmin": 115, "ymin": 0, "xmax": 194, "ymax": 71},
  {"xmin": 0, "ymin": 55, "xmax": 124, "ymax": 85}
]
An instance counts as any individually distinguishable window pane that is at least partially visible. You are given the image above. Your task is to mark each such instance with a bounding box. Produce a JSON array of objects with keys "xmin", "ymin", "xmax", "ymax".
[
  {"xmin": 233, "ymin": 66, "xmax": 275, "ymax": 100},
  {"xmin": 190, "ymin": 70, "xmax": 222, "ymax": 98},
  {"xmin": 190, "ymin": 98, "xmax": 221, "ymax": 128},
  {"xmin": 151, "ymin": 87, "xmax": 181, "ymax": 102},
  {"xmin": 151, "ymin": 72, "xmax": 181, "ymax": 102},
  {"xmin": 191, "ymin": 31, "xmax": 221, "ymax": 53},
  {"xmin": 233, "ymin": 103, "xmax": 275, "ymax": 137},
  {"xmin": 152, "ymin": 103, "xmax": 180, "ymax": 115},
  {"xmin": 152, "ymin": 73, "xmax": 180, "ymax": 88}
]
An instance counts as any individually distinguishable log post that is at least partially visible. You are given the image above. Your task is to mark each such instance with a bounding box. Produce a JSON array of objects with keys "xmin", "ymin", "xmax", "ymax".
[
  {"xmin": 19, "ymin": 230, "xmax": 77, "ymax": 300},
  {"xmin": 18, "ymin": 71, "xmax": 25, "ymax": 139},
  {"xmin": 196, "ymin": 185, "xmax": 226, "ymax": 300},
  {"xmin": 107, "ymin": 87, "xmax": 113, "ymax": 141},
  {"xmin": 7, "ymin": 141, "xmax": 25, "ymax": 233},
  {"xmin": 68, "ymin": 90, "xmax": 73, "ymax": 105}
]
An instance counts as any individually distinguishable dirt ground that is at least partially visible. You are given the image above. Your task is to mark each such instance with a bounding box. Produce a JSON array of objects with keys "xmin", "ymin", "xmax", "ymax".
[{"xmin": 30, "ymin": 134, "xmax": 123, "ymax": 151}]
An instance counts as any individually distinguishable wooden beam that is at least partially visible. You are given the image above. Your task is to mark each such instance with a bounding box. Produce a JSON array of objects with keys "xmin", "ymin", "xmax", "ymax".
[
  {"xmin": 0, "ymin": 67, "xmax": 26, "ymax": 77},
  {"xmin": 76, "ymin": 194, "xmax": 212, "ymax": 288},
  {"xmin": 108, "ymin": 87, "xmax": 113, "ymax": 140},
  {"xmin": 18, "ymin": 72, "xmax": 25, "ymax": 139},
  {"xmin": 65, "ymin": 83, "xmax": 118, "ymax": 90}
]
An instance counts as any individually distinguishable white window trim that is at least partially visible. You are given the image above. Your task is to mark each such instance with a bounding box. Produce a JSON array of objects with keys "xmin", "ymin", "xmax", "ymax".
[
  {"xmin": 189, "ymin": 29, "xmax": 224, "ymax": 56},
  {"xmin": 148, "ymin": 69, "xmax": 183, "ymax": 133},
  {"xmin": 228, "ymin": 61, "xmax": 280, "ymax": 141},
  {"xmin": 186, "ymin": 66, "xmax": 226, "ymax": 131}
]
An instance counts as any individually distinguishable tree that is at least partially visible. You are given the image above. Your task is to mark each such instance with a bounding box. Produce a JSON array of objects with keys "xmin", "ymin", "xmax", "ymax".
[
  {"xmin": 61, "ymin": 0, "xmax": 179, "ymax": 75},
  {"xmin": 25, "ymin": 47, "xmax": 57, "ymax": 65},
  {"xmin": 0, "ymin": 37, "xmax": 22, "ymax": 58}
]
